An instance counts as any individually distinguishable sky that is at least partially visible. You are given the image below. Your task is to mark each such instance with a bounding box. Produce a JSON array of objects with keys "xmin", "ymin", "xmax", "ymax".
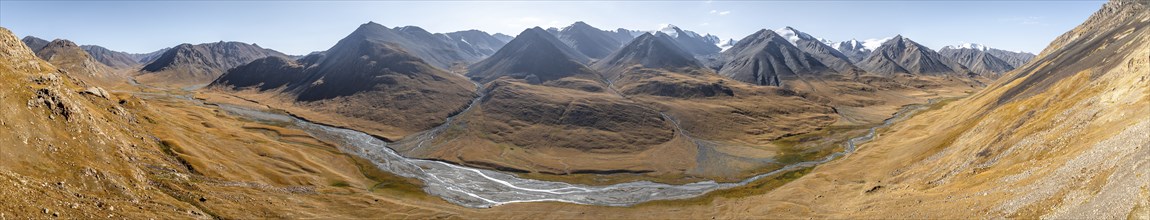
[{"xmin": 0, "ymin": 1, "xmax": 1105, "ymax": 55}]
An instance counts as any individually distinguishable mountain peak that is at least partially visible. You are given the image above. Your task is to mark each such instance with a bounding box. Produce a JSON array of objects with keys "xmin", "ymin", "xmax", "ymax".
[
  {"xmin": 774, "ymin": 26, "xmax": 815, "ymax": 45},
  {"xmin": 45, "ymin": 39, "xmax": 79, "ymax": 48},
  {"xmin": 657, "ymin": 24, "xmax": 685, "ymax": 37},
  {"xmin": 467, "ymin": 25, "xmax": 594, "ymax": 83},
  {"xmin": 944, "ymin": 42, "xmax": 990, "ymax": 51},
  {"xmin": 359, "ymin": 21, "xmax": 385, "ymax": 29},
  {"xmin": 592, "ymin": 30, "xmax": 700, "ymax": 75}
]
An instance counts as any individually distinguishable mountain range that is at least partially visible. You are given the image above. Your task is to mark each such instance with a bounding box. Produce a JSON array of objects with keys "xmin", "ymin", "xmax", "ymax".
[
  {"xmin": 0, "ymin": 0, "xmax": 1143, "ymax": 218},
  {"xmin": 717, "ymin": 29, "xmax": 834, "ymax": 86},
  {"xmin": 856, "ymin": 35, "xmax": 973, "ymax": 76},
  {"xmin": 466, "ymin": 27, "xmax": 597, "ymax": 86},
  {"xmin": 210, "ymin": 22, "xmax": 478, "ymax": 140},
  {"xmin": 135, "ymin": 41, "xmax": 289, "ymax": 86}
]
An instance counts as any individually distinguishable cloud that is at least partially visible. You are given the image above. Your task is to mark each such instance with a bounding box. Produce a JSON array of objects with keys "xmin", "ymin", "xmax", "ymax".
[{"xmin": 709, "ymin": 10, "xmax": 730, "ymax": 15}]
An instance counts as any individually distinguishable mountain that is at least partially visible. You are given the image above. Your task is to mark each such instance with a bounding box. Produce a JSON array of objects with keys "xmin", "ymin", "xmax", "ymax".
[
  {"xmin": 390, "ymin": 25, "xmax": 487, "ymax": 68},
  {"xmin": 210, "ymin": 22, "xmax": 478, "ymax": 140},
  {"xmin": 555, "ymin": 21, "xmax": 624, "ymax": 59},
  {"xmin": 79, "ymin": 45, "xmax": 140, "ymax": 69},
  {"xmin": 466, "ymin": 27, "xmax": 597, "ymax": 85},
  {"xmin": 856, "ymin": 35, "xmax": 971, "ymax": 75},
  {"xmin": 939, "ymin": 43, "xmax": 1017, "ymax": 77},
  {"xmin": 775, "ymin": 27, "xmax": 863, "ymax": 75},
  {"xmin": 701, "ymin": 34, "xmax": 721, "ymax": 45},
  {"xmin": 740, "ymin": 1, "xmax": 1150, "ymax": 218},
  {"xmin": 20, "ymin": 36, "xmax": 48, "ymax": 51},
  {"xmin": 396, "ymin": 30, "xmax": 696, "ymax": 176},
  {"xmin": 592, "ymin": 32, "xmax": 702, "ymax": 79},
  {"xmin": 136, "ymin": 41, "xmax": 288, "ymax": 86},
  {"xmin": 0, "ymin": 26, "xmax": 210, "ymax": 219},
  {"xmin": 442, "ymin": 29, "xmax": 508, "ymax": 58},
  {"xmin": 718, "ymin": 38, "xmax": 737, "ymax": 51},
  {"xmin": 607, "ymin": 28, "xmax": 642, "ymax": 44},
  {"xmin": 308, "ymin": 22, "xmax": 487, "ymax": 71},
  {"xmin": 716, "ymin": 29, "xmax": 834, "ymax": 86},
  {"xmin": 836, "ymin": 39, "xmax": 871, "ymax": 62},
  {"xmin": 657, "ymin": 24, "xmax": 722, "ymax": 56},
  {"xmin": 492, "ymin": 33, "xmax": 514, "ymax": 43},
  {"xmin": 33, "ymin": 39, "xmax": 119, "ymax": 83},
  {"xmin": 984, "ymin": 48, "xmax": 1036, "ymax": 68},
  {"xmin": 131, "ymin": 47, "xmax": 169, "ymax": 64},
  {"xmin": 591, "ymin": 32, "xmax": 740, "ymax": 99}
]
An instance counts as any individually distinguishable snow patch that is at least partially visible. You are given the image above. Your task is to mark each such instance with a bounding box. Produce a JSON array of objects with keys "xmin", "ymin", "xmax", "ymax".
[
  {"xmin": 941, "ymin": 42, "xmax": 993, "ymax": 51},
  {"xmin": 862, "ymin": 37, "xmax": 894, "ymax": 51},
  {"xmin": 657, "ymin": 24, "xmax": 680, "ymax": 38}
]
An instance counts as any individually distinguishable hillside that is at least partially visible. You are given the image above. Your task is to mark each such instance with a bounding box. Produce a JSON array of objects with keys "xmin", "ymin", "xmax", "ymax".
[
  {"xmin": 466, "ymin": 27, "xmax": 597, "ymax": 86},
  {"xmin": 857, "ymin": 35, "xmax": 972, "ymax": 76},
  {"xmin": 136, "ymin": 41, "xmax": 288, "ymax": 87},
  {"xmin": 209, "ymin": 22, "xmax": 478, "ymax": 141},
  {"xmin": 775, "ymin": 27, "xmax": 863, "ymax": 75},
  {"xmin": 715, "ymin": 1, "xmax": 1150, "ymax": 218},
  {"xmin": 939, "ymin": 46, "xmax": 1017, "ymax": 77},
  {"xmin": 80, "ymin": 45, "xmax": 140, "ymax": 69},
  {"xmin": 717, "ymin": 29, "xmax": 834, "ymax": 86},
  {"xmin": 555, "ymin": 21, "xmax": 625, "ymax": 59},
  {"xmin": 33, "ymin": 39, "xmax": 121, "ymax": 84},
  {"xmin": 0, "ymin": 27, "xmax": 203, "ymax": 219}
]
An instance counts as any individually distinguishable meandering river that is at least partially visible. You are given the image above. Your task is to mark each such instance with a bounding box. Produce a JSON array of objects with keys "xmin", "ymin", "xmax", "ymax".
[{"xmin": 215, "ymin": 98, "xmax": 938, "ymax": 208}]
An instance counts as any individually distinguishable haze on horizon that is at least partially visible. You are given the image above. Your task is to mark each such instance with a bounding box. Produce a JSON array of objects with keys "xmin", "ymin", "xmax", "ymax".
[{"xmin": 0, "ymin": 0, "xmax": 1104, "ymax": 55}]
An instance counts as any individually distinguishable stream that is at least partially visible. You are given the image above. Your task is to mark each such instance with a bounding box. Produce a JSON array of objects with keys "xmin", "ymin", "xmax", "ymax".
[{"xmin": 213, "ymin": 90, "xmax": 940, "ymax": 208}]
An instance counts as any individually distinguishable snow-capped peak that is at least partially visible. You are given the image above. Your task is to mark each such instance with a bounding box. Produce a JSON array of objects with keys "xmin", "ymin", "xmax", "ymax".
[
  {"xmin": 702, "ymin": 34, "xmax": 721, "ymax": 45},
  {"xmin": 657, "ymin": 24, "xmax": 681, "ymax": 38},
  {"xmin": 718, "ymin": 38, "xmax": 737, "ymax": 52},
  {"xmin": 837, "ymin": 39, "xmax": 867, "ymax": 51},
  {"xmin": 862, "ymin": 37, "xmax": 894, "ymax": 51},
  {"xmin": 818, "ymin": 38, "xmax": 836, "ymax": 48},
  {"xmin": 944, "ymin": 42, "xmax": 990, "ymax": 51},
  {"xmin": 774, "ymin": 27, "xmax": 816, "ymax": 46}
]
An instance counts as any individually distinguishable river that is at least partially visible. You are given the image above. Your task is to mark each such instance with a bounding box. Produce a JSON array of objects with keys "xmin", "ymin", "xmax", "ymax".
[{"xmin": 213, "ymin": 98, "xmax": 939, "ymax": 208}]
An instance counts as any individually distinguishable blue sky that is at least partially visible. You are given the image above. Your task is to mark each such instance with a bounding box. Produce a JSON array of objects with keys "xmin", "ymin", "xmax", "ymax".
[{"xmin": 1, "ymin": 1, "xmax": 1104, "ymax": 55}]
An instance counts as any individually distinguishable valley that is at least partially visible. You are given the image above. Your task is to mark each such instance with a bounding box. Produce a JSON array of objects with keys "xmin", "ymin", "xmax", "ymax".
[{"xmin": 1, "ymin": 0, "xmax": 1146, "ymax": 218}]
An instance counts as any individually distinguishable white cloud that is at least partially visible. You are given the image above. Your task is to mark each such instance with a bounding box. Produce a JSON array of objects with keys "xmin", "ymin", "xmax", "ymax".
[{"xmin": 709, "ymin": 10, "xmax": 730, "ymax": 15}]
